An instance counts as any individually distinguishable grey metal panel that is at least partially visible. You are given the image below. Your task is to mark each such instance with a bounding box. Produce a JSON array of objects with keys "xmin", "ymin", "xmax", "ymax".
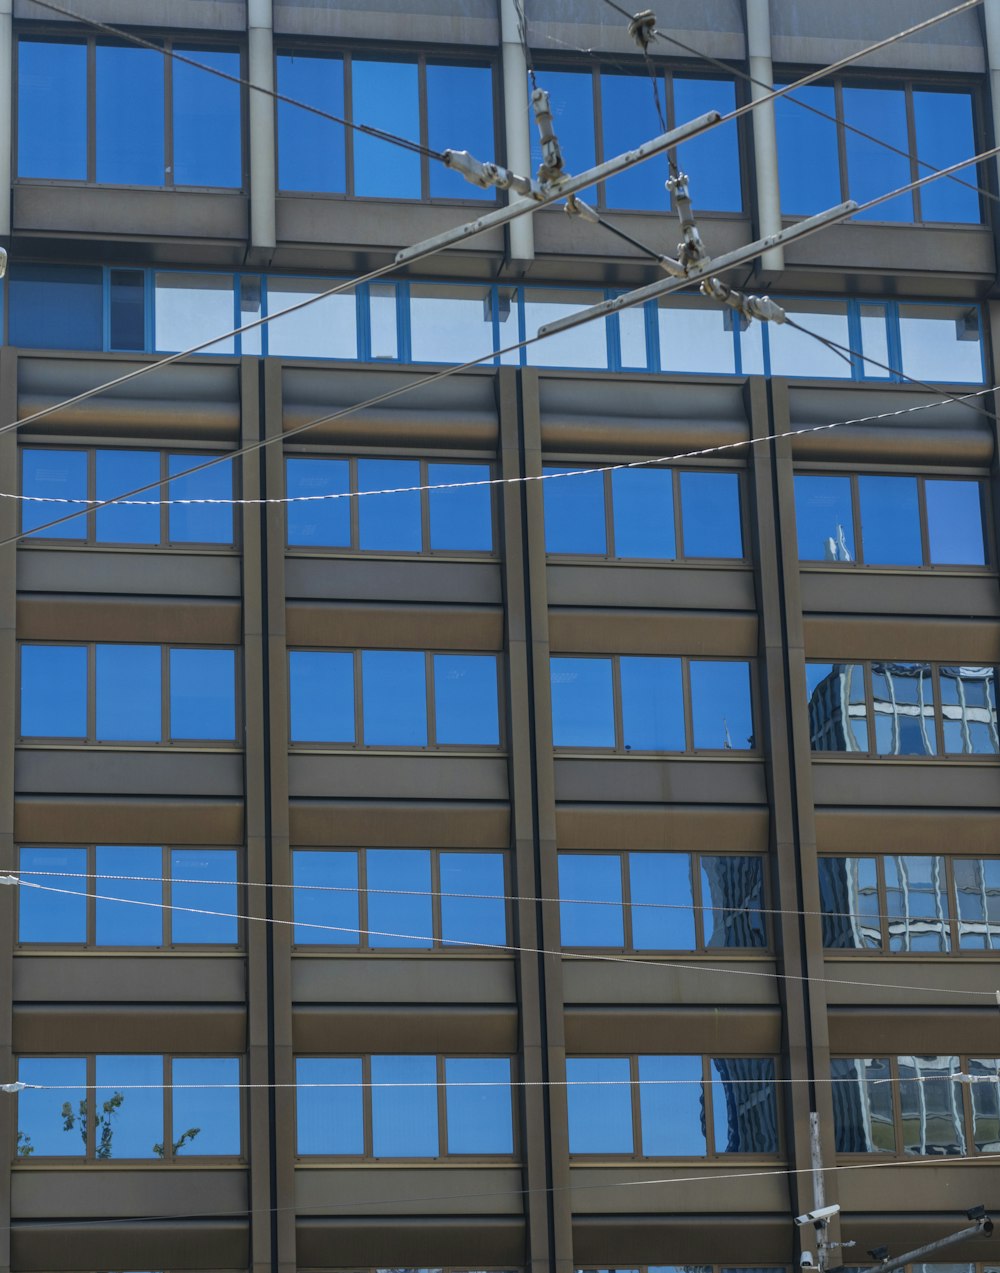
[
  {"xmin": 16, "ymin": 594, "xmax": 242, "ymax": 644},
  {"xmin": 284, "ymin": 557, "xmax": 503, "ymax": 606},
  {"xmin": 546, "ymin": 564, "xmax": 757, "ymax": 612},
  {"xmin": 13, "ymin": 955, "xmax": 246, "ymax": 1004},
  {"xmin": 524, "ymin": 0, "xmax": 746, "ymax": 63},
  {"xmin": 287, "ymin": 753, "xmax": 509, "ymax": 801},
  {"xmin": 810, "ymin": 759, "xmax": 1000, "ymax": 808},
  {"xmin": 293, "ymin": 1166, "xmax": 524, "ymax": 1215},
  {"xmin": 285, "ymin": 600, "xmax": 503, "ymax": 650},
  {"xmin": 815, "ymin": 806, "xmax": 1000, "ymax": 855},
  {"xmin": 837, "ymin": 1163, "xmax": 1000, "ymax": 1216},
  {"xmin": 289, "ymin": 798, "xmax": 510, "ymax": 846},
  {"xmin": 12, "ymin": 1003, "xmax": 246, "ymax": 1052},
  {"xmin": 555, "ymin": 801, "xmax": 771, "ymax": 851},
  {"xmin": 825, "ymin": 969, "xmax": 1000, "ymax": 1012},
  {"xmin": 553, "ymin": 758, "xmax": 769, "ymax": 805},
  {"xmin": 533, "ymin": 209, "xmax": 755, "ymax": 268},
  {"xmin": 13, "ymin": 185, "xmax": 248, "ymax": 241},
  {"xmin": 11, "ymin": 1219, "xmax": 249, "ymax": 1273},
  {"xmin": 561, "ymin": 961, "xmax": 780, "ymax": 1009},
  {"xmin": 274, "ymin": 0, "xmax": 498, "ymax": 45},
  {"xmin": 11, "ymin": 1168, "xmax": 248, "ymax": 1218},
  {"xmin": 15, "ymin": 749, "xmax": 245, "ymax": 798},
  {"xmin": 782, "ymin": 223, "xmax": 994, "ymax": 283},
  {"xmin": 292, "ymin": 955, "xmax": 517, "ymax": 1004},
  {"xmin": 800, "ymin": 570, "xmax": 1000, "ymax": 621},
  {"xmin": 292, "ymin": 1004, "xmax": 517, "ymax": 1052},
  {"xmin": 548, "ymin": 606, "xmax": 759, "ymax": 655},
  {"xmin": 16, "ymin": 0, "xmax": 246, "ymax": 28},
  {"xmin": 14, "ymin": 794, "xmax": 245, "ymax": 845},
  {"xmin": 295, "ymin": 1216, "xmax": 526, "ymax": 1270},
  {"xmin": 567, "ymin": 1164, "xmax": 788, "ymax": 1214},
  {"xmin": 565, "ymin": 1007, "xmax": 781, "ymax": 1052},
  {"xmin": 17, "ymin": 550, "xmax": 243, "ymax": 599},
  {"xmin": 770, "ymin": 0, "xmax": 986, "ymax": 72},
  {"xmin": 573, "ymin": 1216, "xmax": 793, "ymax": 1267}
]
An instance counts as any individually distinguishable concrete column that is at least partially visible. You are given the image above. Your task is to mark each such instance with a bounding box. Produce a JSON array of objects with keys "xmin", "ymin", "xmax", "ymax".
[
  {"xmin": 248, "ymin": 0, "xmax": 276, "ymax": 253},
  {"xmin": 499, "ymin": 0, "xmax": 534, "ymax": 264},
  {"xmin": 984, "ymin": 0, "xmax": 1000, "ymax": 203},
  {"xmin": 745, "ymin": 0, "xmax": 783, "ymax": 272},
  {"xmin": 0, "ymin": 0, "xmax": 13, "ymax": 240}
]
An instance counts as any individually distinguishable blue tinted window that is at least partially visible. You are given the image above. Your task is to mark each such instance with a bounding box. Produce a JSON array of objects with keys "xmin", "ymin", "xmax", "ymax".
[
  {"xmin": 629, "ymin": 853, "xmax": 695, "ymax": 950},
  {"xmin": 926, "ymin": 479, "xmax": 986, "ymax": 565},
  {"xmin": 296, "ymin": 1057, "xmax": 364, "ymax": 1155},
  {"xmin": 10, "ymin": 265, "xmax": 103, "ymax": 351},
  {"xmin": 620, "ymin": 656, "xmax": 684, "ymax": 751},
  {"xmin": 690, "ymin": 660, "xmax": 753, "ymax": 750},
  {"xmin": 17, "ymin": 1058, "xmax": 87, "ymax": 1157},
  {"xmin": 427, "ymin": 64, "xmax": 494, "ymax": 200},
  {"xmin": 913, "ymin": 91, "xmax": 979, "ymax": 223},
  {"xmin": 681, "ymin": 471, "xmax": 742, "ymax": 558},
  {"xmin": 711, "ymin": 1057, "xmax": 777, "ymax": 1152},
  {"xmin": 807, "ymin": 661, "xmax": 869, "ymax": 753},
  {"xmin": 95, "ymin": 845, "xmax": 161, "ymax": 946},
  {"xmin": 550, "ymin": 657, "xmax": 615, "ymax": 748},
  {"xmin": 820, "ymin": 856, "xmax": 880, "ymax": 949},
  {"xmin": 21, "ymin": 448, "xmax": 88, "ymax": 540},
  {"xmin": 843, "ymin": 87, "xmax": 912, "ymax": 221},
  {"xmin": 702, "ymin": 856, "xmax": 766, "ymax": 948},
  {"xmin": 530, "ymin": 70, "xmax": 595, "ymax": 177},
  {"xmin": 171, "ymin": 849, "xmax": 238, "ymax": 945},
  {"xmin": 639, "ymin": 1055, "xmax": 705, "ymax": 1155},
  {"xmin": 286, "ymin": 458, "xmax": 351, "ymax": 547},
  {"xmin": 95, "ymin": 44, "xmax": 164, "ymax": 185},
  {"xmin": 21, "ymin": 645, "xmax": 87, "ymax": 738},
  {"xmin": 172, "ymin": 1057, "xmax": 241, "ymax": 1155},
  {"xmin": 109, "ymin": 268, "xmax": 146, "ymax": 351},
  {"xmin": 440, "ymin": 851, "xmax": 506, "ymax": 947},
  {"xmin": 289, "ymin": 651, "xmax": 355, "ymax": 744},
  {"xmin": 566, "ymin": 1057, "xmax": 633, "ymax": 1153},
  {"xmin": 434, "ymin": 654, "xmax": 499, "ymax": 745},
  {"xmin": 558, "ymin": 854, "xmax": 624, "ymax": 947},
  {"xmin": 96, "ymin": 451, "xmax": 160, "ymax": 544},
  {"xmin": 95, "ymin": 1054, "xmax": 163, "ymax": 1158},
  {"xmin": 292, "ymin": 850, "xmax": 359, "ymax": 945},
  {"xmin": 368, "ymin": 849, "xmax": 433, "ymax": 949},
  {"xmin": 775, "ymin": 86, "xmax": 840, "ymax": 216},
  {"xmin": 362, "ymin": 650, "xmax": 427, "ymax": 745},
  {"xmin": 371, "ymin": 1055, "xmax": 438, "ymax": 1156},
  {"xmin": 173, "ymin": 49, "xmax": 242, "ymax": 188},
  {"xmin": 543, "ymin": 467, "xmax": 606, "ymax": 555},
  {"xmin": 858, "ymin": 475, "xmax": 921, "ymax": 565},
  {"xmin": 446, "ymin": 1057, "xmax": 513, "ymax": 1153},
  {"xmin": 795, "ymin": 475, "xmax": 855, "ymax": 562},
  {"xmin": 18, "ymin": 40, "xmax": 87, "ymax": 179},
  {"xmin": 674, "ymin": 78, "xmax": 741, "ymax": 211},
  {"xmin": 18, "ymin": 847, "xmax": 88, "ymax": 943},
  {"xmin": 428, "ymin": 463, "xmax": 493, "ymax": 551},
  {"xmin": 169, "ymin": 648, "xmax": 236, "ymax": 740},
  {"xmin": 601, "ymin": 72, "xmax": 667, "ymax": 210},
  {"xmin": 167, "ymin": 455, "xmax": 234, "ymax": 544},
  {"xmin": 358, "ymin": 459, "xmax": 421, "ymax": 552},
  {"xmin": 353, "ymin": 60, "xmax": 421, "ymax": 197},
  {"xmin": 612, "ymin": 468, "xmax": 675, "ymax": 559},
  {"xmin": 277, "ymin": 53, "xmax": 346, "ymax": 193},
  {"xmin": 96, "ymin": 644, "xmax": 161, "ymax": 742}
]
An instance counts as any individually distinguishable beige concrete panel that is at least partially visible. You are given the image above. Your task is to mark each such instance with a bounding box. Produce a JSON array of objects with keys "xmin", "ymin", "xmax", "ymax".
[
  {"xmin": 292, "ymin": 955, "xmax": 516, "ymax": 1004},
  {"xmin": 815, "ymin": 807, "xmax": 1000, "ymax": 854},
  {"xmin": 17, "ymin": 550, "xmax": 242, "ymax": 599},
  {"xmin": 800, "ymin": 571, "xmax": 1000, "ymax": 621},
  {"xmin": 295, "ymin": 1216, "xmax": 525, "ymax": 1270},
  {"xmin": 12, "ymin": 185, "xmax": 248, "ymax": 242},
  {"xmin": 546, "ymin": 564, "xmax": 757, "ymax": 613},
  {"xmin": 11, "ymin": 1168, "xmax": 248, "ymax": 1218},
  {"xmin": 803, "ymin": 614, "xmax": 1000, "ymax": 661},
  {"xmin": 564, "ymin": 1005, "xmax": 783, "ymax": 1052},
  {"xmin": 287, "ymin": 754, "xmax": 509, "ymax": 802},
  {"xmin": 553, "ymin": 758, "xmax": 769, "ymax": 806},
  {"xmin": 12, "ymin": 1004, "xmax": 246, "ymax": 1053},
  {"xmin": 284, "ymin": 558, "xmax": 503, "ymax": 607},
  {"xmin": 567, "ymin": 1163, "xmax": 789, "ymax": 1213},
  {"xmin": 292, "ymin": 1004, "xmax": 517, "ymax": 1052},
  {"xmin": 561, "ymin": 961, "xmax": 780, "ymax": 1009},
  {"xmin": 825, "ymin": 970, "xmax": 1000, "ymax": 1015},
  {"xmin": 15, "ymin": 750, "xmax": 245, "ymax": 798},
  {"xmin": 13, "ymin": 955, "xmax": 245, "ymax": 1004},
  {"xmin": 548, "ymin": 608, "xmax": 758, "ymax": 656},
  {"xmin": 811, "ymin": 760, "xmax": 1000, "ymax": 809},
  {"xmin": 13, "ymin": 795, "xmax": 244, "ymax": 845},
  {"xmin": 16, "ymin": 596, "xmax": 242, "ymax": 644},
  {"xmin": 293, "ymin": 1166, "xmax": 524, "ymax": 1216},
  {"xmin": 285, "ymin": 601, "xmax": 503, "ymax": 650},
  {"xmin": 289, "ymin": 798, "xmax": 509, "ymax": 847},
  {"xmin": 555, "ymin": 802, "xmax": 770, "ymax": 851}
]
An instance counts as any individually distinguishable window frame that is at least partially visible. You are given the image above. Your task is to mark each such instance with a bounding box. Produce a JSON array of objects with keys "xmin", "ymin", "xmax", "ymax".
[
  {"xmin": 283, "ymin": 450, "xmax": 498, "ymax": 557},
  {"xmin": 15, "ymin": 844, "xmax": 243, "ymax": 951},
  {"xmin": 290, "ymin": 846, "xmax": 511, "ymax": 951},
  {"xmin": 293, "ymin": 1053, "xmax": 518, "ymax": 1161},
  {"xmin": 17, "ymin": 641, "xmax": 242, "ymax": 746},
  {"xmin": 13, "ymin": 1053, "xmax": 245, "ymax": 1163},
  {"xmin": 14, "ymin": 29, "xmax": 247, "ymax": 191}
]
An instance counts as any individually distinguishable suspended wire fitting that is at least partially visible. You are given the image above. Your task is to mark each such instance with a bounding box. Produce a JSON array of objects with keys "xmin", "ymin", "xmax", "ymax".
[
  {"xmin": 627, "ymin": 8, "xmax": 658, "ymax": 51},
  {"xmin": 701, "ymin": 276, "xmax": 787, "ymax": 326}
]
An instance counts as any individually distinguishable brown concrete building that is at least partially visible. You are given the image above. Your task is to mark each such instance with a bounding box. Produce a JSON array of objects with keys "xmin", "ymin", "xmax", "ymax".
[{"xmin": 1, "ymin": 2, "xmax": 1000, "ymax": 1272}]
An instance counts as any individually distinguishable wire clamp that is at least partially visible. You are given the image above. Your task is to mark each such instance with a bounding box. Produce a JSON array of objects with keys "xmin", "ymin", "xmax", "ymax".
[
  {"xmin": 666, "ymin": 171, "xmax": 709, "ymax": 268},
  {"xmin": 0, "ymin": 874, "xmax": 18, "ymax": 886},
  {"xmin": 628, "ymin": 8, "xmax": 658, "ymax": 51},
  {"xmin": 532, "ymin": 87, "xmax": 568, "ymax": 187},
  {"xmin": 442, "ymin": 150, "xmax": 542, "ymax": 199},
  {"xmin": 701, "ymin": 276, "xmax": 787, "ymax": 325},
  {"xmin": 2, "ymin": 1082, "xmax": 26, "ymax": 1094}
]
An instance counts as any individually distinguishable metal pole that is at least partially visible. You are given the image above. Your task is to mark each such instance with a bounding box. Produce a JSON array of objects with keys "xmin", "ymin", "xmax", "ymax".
[
  {"xmin": 868, "ymin": 1217, "xmax": 993, "ymax": 1273},
  {"xmin": 809, "ymin": 1112, "xmax": 827, "ymax": 1273},
  {"xmin": 247, "ymin": 0, "xmax": 276, "ymax": 252},
  {"xmin": 499, "ymin": 0, "xmax": 534, "ymax": 263},
  {"xmin": 745, "ymin": 0, "xmax": 783, "ymax": 272}
]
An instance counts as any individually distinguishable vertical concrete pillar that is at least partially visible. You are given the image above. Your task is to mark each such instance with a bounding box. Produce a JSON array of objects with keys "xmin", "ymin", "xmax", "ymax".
[
  {"xmin": 745, "ymin": 0, "xmax": 783, "ymax": 272},
  {"xmin": 499, "ymin": 0, "xmax": 534, "ymax": 264},
  {"xmin": 248, "ymin": 0, "xmax": 276, "ymax": 253},
  {"xmin": 984, "ymin": 0, "xmax": 1000, "ymax": 201},
  {"xmin": 0, "ymin": 0, "xmax": 13, "ymax": 239}
]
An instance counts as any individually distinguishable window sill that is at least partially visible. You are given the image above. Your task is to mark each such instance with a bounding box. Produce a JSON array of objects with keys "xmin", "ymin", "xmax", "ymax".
[
  {"xmin": 16, "ymin": 742, "xmax": 242, "ymax": 752},
  {"xmin": 554, "ymin": 750, "xmax": 760, "ymax": 760},
  {"xmin": 294, "ymin": 1158, "xmax": 518, "ymax": 1168},
  {"xmin": 291, "ymin": 948, "xmax": 512, "ymax": 958},
  {"xmin": 810, "ymin": 753, "xmax": 998, "ymax": 763},
  {"xmin": 546, "ymin": 556, "xmax": 750, "ymax": 570}
]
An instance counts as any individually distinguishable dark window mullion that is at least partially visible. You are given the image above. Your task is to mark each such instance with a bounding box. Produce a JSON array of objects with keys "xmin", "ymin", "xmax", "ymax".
[
  {"xmin": 163, "ymin": 37, "xmax": 174, "ymax": 187},
  {"xmin": 904, "ymin": 84, "xmax": 921, "ymax": 221},
  {"xmin": 344, "ymin": 54, "xmax": 355, "ymax": 197},
  {"xmin": 87, "ymin": 38, "xmax": 97, "ymax": 183}
]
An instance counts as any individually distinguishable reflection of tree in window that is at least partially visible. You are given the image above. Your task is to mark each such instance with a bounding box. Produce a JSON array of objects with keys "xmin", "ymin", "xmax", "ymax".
[{"xmin": 59, "ymin": 1091, "xmax": 200, "ymax": 1159}]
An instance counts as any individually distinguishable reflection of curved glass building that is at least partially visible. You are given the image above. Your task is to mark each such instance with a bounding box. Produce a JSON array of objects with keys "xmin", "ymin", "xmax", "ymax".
[{"xmin": 700, "ymin": 855, "xmax": 767, "ymax": 948}]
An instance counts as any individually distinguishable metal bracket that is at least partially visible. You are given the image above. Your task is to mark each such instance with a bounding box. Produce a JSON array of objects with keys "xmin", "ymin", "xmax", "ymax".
[{"xmin": 628, "ymin": 8, "xmax": 657, "ymax": 50}]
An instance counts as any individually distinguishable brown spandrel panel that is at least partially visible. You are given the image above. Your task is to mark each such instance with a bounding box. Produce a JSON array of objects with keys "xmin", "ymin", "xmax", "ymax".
[
  {"xmin": 572, "ymin": 1214, "xmax": 793, "ymax": 1265},
  {"xmin": 837, "ymin": 1161, "xmax": 1000, "ymax": 1218},
  {"xmin": 14, "ymin": 795, "xmax": 244, "ymax": 844},
  {"xmin": 815, "ymin": 807, "xmax": 1000, "ymax": 855},
  {"xmin": 18, "ymin": 550, "xmax": 243, "ymax": 600},
  {"xmin": 826, "ymin": 980, "xmax": 1000, "ymax": 1020},
  {"xmin": 14, "ymin": 955, "xmax": 245, "ymax": 1005},
  {"xmin": 12, "ymin": 1004, "xmax": 246, "ymax": 1053},
  {"xmin": 294, "ymin": 1166, "xmax": 525, "ymax": 1217},
  {"xmin": 289, "ymin": 798, "xmax": 509, "ymax": 847},
  {"xmin": 561, "ymin": 962, "xmax": 780, "ymax": 1010},
  {"xmin": 16, "ymin": 751, "xmax": 245, "ymax": 799},
  {"xmin": 285, "ymin": 557, "xmax": 503, "ymax": 608},
  {"xmin": 811, "ymin": 760, "xmax": 1000, "ymax": 810},
  {"xmin": 803, "ymin": 614, "xmax": 1000, "ymax": 663},
  {"xmin": 564, "ymin": 1005, "xmax": 782, "ymax": 1053},
  {"xmin": 567, "ymin": 1164, "xmax": 789, "ymax": 1214},
  {"xmin": 292, "ymin": 956, "xmax": 516, "ymax": 1005},
  {"xmin": 288, "ymin": 754, "xmax": 509, "ymax": 803},
  {"xmin": 547, "ymin": 564, "xmax": 757, "ymax": 612},
  {"xmin": 295, "ymin": 1216, "xmax": 526, "ymax": 1271},
  {"xmin": 16, "ymin": 596, "xmax": 242, "ymax": 645},
  {"xmin": 548, "ymin": 607, "xmax": 758, "ymax": 657},
  {"xmin": 553, "ymin": 758, "xmax": 769, "ymax": 806},
  {"xmin": 556, "ymin": 802, "xmax": 769, "ymax": 851},
  {"xmin": 800, "ymin": 570, "xmax": 1000, "ymax": 622},
  {"xmin": 292, "ymin": 1004, "xmax": 518, "ymax": 1053},
  {"xmin": 285, "ymin": 600, "xmax": 503, "ymax": 651},
  {"xmin": 11, "ymin": 1217, "xmax": 249, "ymax": 1273}
]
